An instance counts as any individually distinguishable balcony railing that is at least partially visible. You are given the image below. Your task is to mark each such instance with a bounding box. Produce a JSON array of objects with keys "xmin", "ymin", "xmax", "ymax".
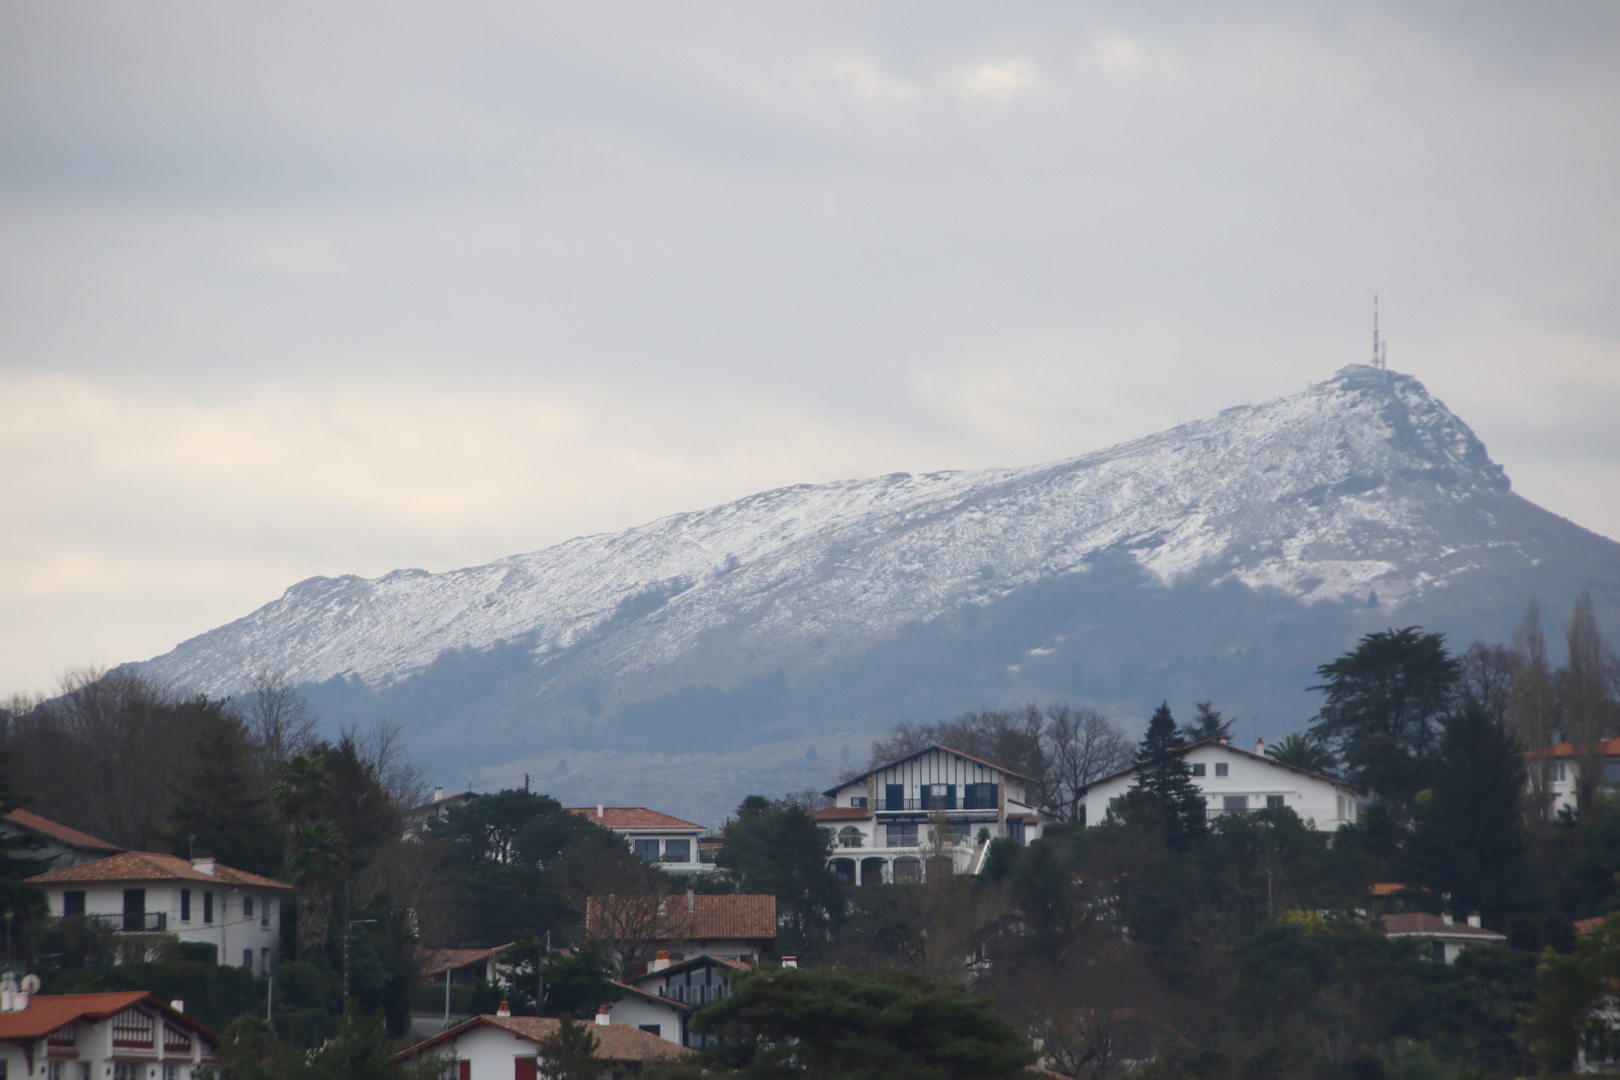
[
  {"xmin": 878, "ymin": 798, "xmax": 1000, "ymax": 811},
  {"xmin": 71, "ymin": 912, "xmax": 168, "ymax": 932},
  {"xmin": 660, "ymin": 983, "xmax": 731, "ymax": 1006}
]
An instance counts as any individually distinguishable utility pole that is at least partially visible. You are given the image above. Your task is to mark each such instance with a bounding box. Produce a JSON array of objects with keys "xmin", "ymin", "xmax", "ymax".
[
  {"xmin": 442, "ymin": 963, "xmax": 452, "ymax": 1030},
  {"xmin": 341, "ymin": 884, "xmax": 377, "ymax": 1002}
]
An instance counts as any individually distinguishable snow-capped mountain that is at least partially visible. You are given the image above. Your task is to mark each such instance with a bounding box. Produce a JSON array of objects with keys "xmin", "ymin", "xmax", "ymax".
[{"xmin": 139, "ymin": 365, "xmax": 1620, "ymax": 796}]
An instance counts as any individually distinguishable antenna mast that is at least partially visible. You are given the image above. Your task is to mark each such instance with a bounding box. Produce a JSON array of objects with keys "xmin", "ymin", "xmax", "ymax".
[{"xmin": 1371, "ymin": 295, "xmax": 1385, "ymax": 370}]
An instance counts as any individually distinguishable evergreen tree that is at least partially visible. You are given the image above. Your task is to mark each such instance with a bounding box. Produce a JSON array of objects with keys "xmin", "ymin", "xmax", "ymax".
[
  {"xmin": 1399, "ymin": 703, "xmax": 1531, "ymax": 924},
  {"xmin": 0, "ymin": 751, "xmax": 50, "ymax": 935},
  {"xmin": 166, "ymin": 706, "xmax": 282, "ymax": 876},
  {"xmin": 1178, "ymin": 701, "xmax": 1234, "ymax": 744},
  {"xmin": 1308, "ymin": 626, "xmax": 1459, "ymax": 811},
  {"xmin": 717, "ymin": 796, "xmax": 843, "ymax": 954},
  {"xmin": 1130, "ymin": 703, "xmax": 1206, "ymax": 846},
  {"xmin": 536, "ymin": 1015, "xmax": 603, "ymax": 1080}
]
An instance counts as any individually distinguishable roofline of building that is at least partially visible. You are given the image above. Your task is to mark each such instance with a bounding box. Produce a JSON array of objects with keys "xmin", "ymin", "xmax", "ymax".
[
  {"xmin": 1073, "ymin": 738, "xmax": 1360, "ymax": 797},
  {"xmin": 7, "ymin": 991, "xmax": 222, "ymax": 1043},
  {"xmin": 4, "ymin": 809, "xmax": 124, "ymax": 853},
  {"xmin": 610, "ymin": 981, "xmax": 694, "ymax": 1011},
  {"xmin": 564, "ymin": 808, "xmax": 706, "ymax": 831},
  {"xmin": 823, "ymin": 743, "xmax": 1036, "ymax": 797},
  {"xmin": 23, "ymin": 851, "xmax": 294, "ymax": 890}
]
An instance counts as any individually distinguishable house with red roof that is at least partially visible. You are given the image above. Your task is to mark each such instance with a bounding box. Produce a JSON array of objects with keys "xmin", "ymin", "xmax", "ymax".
[
  {"xmin": 1, "ymin": 809, "xmax": 123, "ymax": 870},
  {"xmin": 816, "ymin": 744, "xmax": 1051, "ymax": 886},
  {"xmin": 396, "ymin": 1006, "xmax": 690, "ymax": 1078},
  {"xmin": 567, "ymin": 806, "xmax": 711, "ymax": 874},
  {"xmin": 1380, "ymin": 911, "xmax": 1507, "ymax": 964},
  {"xmin": 26, "ymin": 852, "xmax": 293, "ymax": 974},
  {"xmin": 585, "ymin": 892, "xmax": 776, "ymax": 971},
  {"xmin": 1525, "ymin": 737, "xmax": 1620, "ymax": 818},
  {"xmin": 0, "ymin": 987, "xmax": 218, "ymax": 1079}
]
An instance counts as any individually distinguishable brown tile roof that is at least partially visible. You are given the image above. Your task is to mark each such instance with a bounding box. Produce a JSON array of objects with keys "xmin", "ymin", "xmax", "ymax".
[
  {"xmin": 4, "ymin": 809, "xmax": 123, "ymax": 853},
  {"xmin": 0, "ymin": 992, "xmax": 218, "ymax": 1043},
  {"xmin": 1369, "ymin": 882, "xmax": 1419, "ymax": 897},
  {"xmin": 586, "ymin": 894, "xmax": 777, "ymax": 942},
  {"xmin": 398, "ymin": 1014, "xmax": 692, "ymax": 1064},
  {"xmin": 610, "ymin": 980, "xmax": 693, "ymax": 1011},
  {"xmin": 813, "ymin": 807, "xmax": 870, "ymax": 821},
  {"xmin": 827, "ymin": 743, "xmax": 1037, "ymax": 795},
  {"xmin": 417, "ymin": 944, "xmax": 511, "ymax": 979},
  {"xmin": 1526, "ymin": 737, "xmax": 1620, "ymax": 758},
  {"xmin": 567, "ymin": 807, "xmax": 705, "ymax": 831},
  {"xmin": 24, "ymin": 851, "xmax": 292, "ymax": 891},
  {"xmin": 1380, "ymin": 912, "xmax": 1505, "ymax": 940},
  {"xmin": 1575, "ymin": 916, "xmax": 1608, "ymax": 934}
]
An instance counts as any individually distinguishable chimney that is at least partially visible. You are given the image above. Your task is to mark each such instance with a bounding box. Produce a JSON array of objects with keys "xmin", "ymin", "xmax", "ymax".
[
  {"xmin": 497, "ymin": 1001, "xmax": 511, "ymax": 1017},
  {"xmin": 596, "ymin": 1004, "xmax": 611, "ymax": 1027},
  {"xmin": 1442, "ymin": 911, "xmax": 1454, "ymax": 926},
  {"xmin": 652, "ymin": 950, "xmax": 671, "ymax": 972},
  {"xmin": 781, "ymin": 956, "xmax": 798, "ymax": 969},
  {"xmin": 170, "ymin": 1000, "xmax": 185, "ymax": 1014},
  {"xmin": 1255, "ymin": 737, "xmax": 1265, "ymax": 755},
  {"xmin": 687, "ymin": 886, "xmax": 695, "ymax": 914},
  {"xmin": 191, "ymin": 852, "xmax": 216, "ymax": 876},
  {"xmin": 433, "ymin": 787, "xmax": 444, "ymax": 802},
  {"xmin": 596, "ymin": 803, "xmax": 604, "ymax": 819},
  {"xmin": 1467, "ymin": 912, "xmax": 1482, "ymax": 928}
]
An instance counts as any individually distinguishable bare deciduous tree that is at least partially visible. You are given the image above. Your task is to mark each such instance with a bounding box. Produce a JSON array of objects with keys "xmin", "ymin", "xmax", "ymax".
[
  {"xmin": 1047, "ymin": 705, "xmax": 1133, "ymax": 824},
  {"xmin": 1509, "ymin": 598, "xmax": 1561, "ymax": 820},
  {"xmin": 240, "ymin": 670, "xmax": 318, "ymax": 778},
  {"xmin": 1566, "ymin": 591, "xmax": 1620, "ymax": 816}
]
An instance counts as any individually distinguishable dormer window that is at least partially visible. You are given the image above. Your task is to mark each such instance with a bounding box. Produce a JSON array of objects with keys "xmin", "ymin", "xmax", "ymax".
[{"xmin": 849, "ymin": 796, "xmax": 867, "ymax": 809}]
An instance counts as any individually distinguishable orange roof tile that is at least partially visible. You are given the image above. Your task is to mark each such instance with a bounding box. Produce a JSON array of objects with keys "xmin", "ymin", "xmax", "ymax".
[
  {"xmin": 25, "ymin": 851, "xmax": 292, "ymax": 890},
  {"xmin": 417, "ymin": 944, "xmax": 511, "ymax": 979},
  {"xmin": 0, "ymin": 992, "xmax": 217, "ymax": 1043},
  {"xmin": 813, "ymin": 807, "xmax": 870, "ymax": 821},
  {"xmin": 1526, "ymin": 738, "xmax": 1620, "ymax": 758},
  {"xmin": 567, "ymin": 807, "xmax": 705, "ymax": 831},
  {"xmin": 586, "ymin": 894, "xmax": 777, "ymax": 942},
  {"xmin": 398, "ymin": 1014, "xmax": 691, "ymax": 1063},
  {"xmin": 4, "ymin": 809, "xmax": 123, "ymax": 853},
  {"xmin": 1380, "ymin": 912, "xmax": 1505, "ymax": 939},
  {"xmin": 1369, "ymin": 882, "xmax": 1410, "ymax": 897},
  {"xmin": 1576, "ymin": 916, "xmax": 1609, "ymax": 934}
]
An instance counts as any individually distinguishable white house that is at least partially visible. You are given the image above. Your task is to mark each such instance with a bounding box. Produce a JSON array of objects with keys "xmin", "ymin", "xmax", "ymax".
[
  {"xmin": 1, "ymin": 809, "xmax": 124, "ymax": 870},
  {"xmin": 1075, "ymin": 738, "xmax": 1359, "ymax": 832},
  {"xmin": 1524, "ymin": 738, "xmax": 1620, "ymax": 818},
  {"xmin": 26, "ymin": 851, "xmax": 294, "ymax": 974},
  {"xmin": 815, "ymin": 744, "xmax": 1051, "ymax": 886},
  {"xmin": 606, "ymin": 952, "xmax": 751, "ymax": 1047},
  {"xmin": 567, "ymin": 807, "xmax": 712, "ymax": 874},
  {"xmin": 1380, "ymin": 911, "xmax": 1506, "ymax": 964},
  {"xmin": 0, "ymin": 987, "xmax": 219, "ymax": 1080},
  {"xmin": 404, "ymin": 788, "xmax": 483, "ymax": 839},
  {"xmin": 396, "ymin": 1009, "xmax": 690, "ymax": 1078}
]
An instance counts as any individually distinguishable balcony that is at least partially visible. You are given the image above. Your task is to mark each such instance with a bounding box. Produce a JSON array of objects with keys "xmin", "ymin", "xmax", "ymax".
[{"xmin": 71, "ymin": 912, "xmax": 168, "ymax": 932}]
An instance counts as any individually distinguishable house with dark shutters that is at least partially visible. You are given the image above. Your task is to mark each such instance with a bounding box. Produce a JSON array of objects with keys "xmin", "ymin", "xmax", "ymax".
[{"xmin": 814, "ymin": 744, "xmax": 1050, "ymax": 885}]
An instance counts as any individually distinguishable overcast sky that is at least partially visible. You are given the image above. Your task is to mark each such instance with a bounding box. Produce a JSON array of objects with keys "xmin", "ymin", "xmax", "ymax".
[{"xmin": 3, "ymin": 1, "xmax": 1618, "ymax": 699}]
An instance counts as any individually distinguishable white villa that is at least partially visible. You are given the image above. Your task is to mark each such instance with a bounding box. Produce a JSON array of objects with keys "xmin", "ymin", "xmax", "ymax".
[
  {"xmin": 0, "ymin": 989, "xmax": 219, "ymax": 1079},
  {"xmin": 1525, "ymin": 737, "xmax": 1620, "ymax": 817},
  {"xmin": 26, "ymin": 851, "xmax": 293, "ymax": 974},
  {"xmin": 567, "ymin": 806, "xmax": 713, "ymax": 874},
  {"xmin": 1076, "ymin": 738, "xmax": 1360, "ymax": 831},
  {"xmin": 815, "ymin": 744, "xmax": 1050, "ymax": 885}
]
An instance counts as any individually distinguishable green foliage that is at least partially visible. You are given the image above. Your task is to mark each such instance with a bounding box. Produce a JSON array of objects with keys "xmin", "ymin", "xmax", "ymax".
[
  {"xmin": 1398, "ymin": 704, "xmax": 1532, "ymax": 923},
  {"xmin": 687, "ymin": 966, "xmax": 1036, "ymax": 1080},
  {"xmin": 536, "ymin": 1014, "xmax": 603, "ymax": 1080},
  {"xmin": 1525, "ymin": 914, "xmax": 1620, "ymax": 1071},
  {"xmin": 542, "ymin": 946, "xmax": 621, "ymax": 1019},
  {"xmin": 1129, "ymin": 703, "xmax": 1206, "ymax": 846},
  {"xmin": 1178, "ymin": 701, "xmax": 1234, "ymax": 745},
  {"xmin": 221, "ymin": 1009, "xmax": 444, "ymax": 1080},
  {"xmin": 166, "ymin": 707, "xmax": 282, "ymax": 876},
  {"xmin": 1263, "ymin": 732, "xmax": 1338, "ymax": 776},
  {"xmin": 0, "ymin": 750, "xmax": 50, "ymax": 930},
  {"xmin": 45, "ymin": 959, "xmax": 264, "ymax": 1034},
  {"xmin": 1308, "ymin": 627, "xmax": 1459, "ymax": 809},
  {"xmin": 717, "ymin": 795, "xmax": 843, "ymax": 955}
]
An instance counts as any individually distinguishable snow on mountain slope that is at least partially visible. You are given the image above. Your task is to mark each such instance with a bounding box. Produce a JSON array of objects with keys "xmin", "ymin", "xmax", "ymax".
[{"xmin": 144, "ymin": 364, "xmax": 1548, "ymax": 707}]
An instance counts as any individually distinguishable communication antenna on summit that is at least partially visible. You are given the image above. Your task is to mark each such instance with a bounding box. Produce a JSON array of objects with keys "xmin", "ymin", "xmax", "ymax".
[{"xmin": 1371, "ymin": 295, "xmax": 1386, "ymax": 370}]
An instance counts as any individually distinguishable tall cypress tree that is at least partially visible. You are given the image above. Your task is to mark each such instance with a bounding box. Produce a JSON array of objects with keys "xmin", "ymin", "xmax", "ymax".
[{"xmin": 1131, "ymin": 703, "xmax": 1206, "ymax": 846}]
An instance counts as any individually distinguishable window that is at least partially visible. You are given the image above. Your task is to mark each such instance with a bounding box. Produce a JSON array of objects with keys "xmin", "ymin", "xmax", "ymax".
[
  {"xmin": 122, "ymin": 888, "xmax": 147, "ymax": 932},
  {"xmin": 922, "ymin": 784, "xmax": 956, "ymax": 810},
  {"xmin": 244, "ymin": 896, "xmax": 254, "ymax": 918},
  {"xmin": 1603, "ymin": 762, "xmax": 1620, "ymax": 786},
  {"xmin": 163, "ymin": 1066, "xmax": 178, "ymax": 1080},
  {"xmin": 633, "ymin": 839, "xmax": 660, "ymax": 863},
  {"xmin": 837, "ymin": 826, "xmax": 864, "ymax": 848},
  {"xmin": 262, "ymin": 947, "xmax": 271, "ymax": 974},
  {"xmin": 1266, "ymin": 795, "xmax": 1285, "ymax": 810},
  {"xmin": 964, "ymin": 783, "xmax": 998, "ymax": 809},
  {"xmin": 1214, "ymin": 763, "xmax": 1229, "ymax": 777},
  {"xmin": 1547, "ymin": 762, "xmax": 1567, "ymax": 783},
  {"xmin": 1223, "ymin": 795, "xmax": 1248, "ymax": 812},
  {"xmin": 114, "ymin": 1065, "xmax": 143, "ymax": 1080},
  {"xmin": 1008, "ymin": 819, "xmax": 1027, "ymax": 844},
  {"xmin": 639, "ymin": 1024, "xmax": 662, "ymax": 1037},
  {"xmin": 662, "ymin": 839, "xmax": 691, "ymax": 863},
  {"xmin": 63, "ymin": 890, "xmax": 86, "ymax": 917},
  {"xmin": 885, "ymin": 784, "xmax": 905, "ymax": 811},
  {"xmin": 1189, "ymin": 763, "xmax": 1206, "ymax": 777},
  {"xmin": 262, "ymin": 901, "xmax": 271, "ymax": 928},
  {"xmin": 47, "ymin": 1061, "xmax": 63, "ymax": 1080},
  {"xmin": 849, "ymin": 796, "xmax": 867, "ymax": 808},
  {"xmin": 886, "ymin": 822, "xmax": 918, "ymax": 847},
  {"xmin": 180, "ymin": 889, "xmax": 191, "ymax": 921},
  {"xmin": 79, "ymin": 1067, "xmax": 92, "ymax": 1080},
  {"xmin": 243, "ymin": 949, "xmax": 253, "ymax": 969},
  {"xmin": 204, "ymin": 891, "xmax": 214, "ymax": 923}
]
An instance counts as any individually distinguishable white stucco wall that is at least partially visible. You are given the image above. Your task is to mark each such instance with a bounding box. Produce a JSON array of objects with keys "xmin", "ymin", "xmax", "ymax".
[
  {"xmin": 5, "ymin": 999, "xmax": 217, "ymax": 1079},
  {"xmin": 43, "ymin": 880, "xmax": 287, "ymax": 972},
  {"xmin": 604, "ymin": 994, "xmax": 686, "ymax": 1044},
  {"xmin": 1080, "ymin": 744, "xmax": 1356, "ymax": 832}
]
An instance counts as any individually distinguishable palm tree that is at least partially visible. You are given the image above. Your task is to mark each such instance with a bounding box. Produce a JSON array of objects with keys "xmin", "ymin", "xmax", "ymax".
[
  {"xmin": 271, "ymin": 754, "xmax": 332, "ymax": 835},
  {"xmin": 1264, "ymin": 732, "xmax": 1338, "ymax": 776},
  {"xmin": 283, "ymin": 820, "xmax": 348, "ymax": 961}
]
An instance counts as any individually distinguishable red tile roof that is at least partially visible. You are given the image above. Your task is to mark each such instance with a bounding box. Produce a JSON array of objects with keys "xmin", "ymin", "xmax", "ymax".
[
  {"xmin": 417, "ymin": 944, "xmax": 511, "ymax": 979},
  {"xmin": 24, "ymin": 851, "xmax": 292, "ymax": 890},
  {"xmin": 398, "ymin": 1014, "xmax": 691, "ymax": 1064},
  {"xmin": 567, "ymin": 807, "xmax": 705, "ymax": 831},
  {"xmin": 1575, "ymin": 916, "xmax": 1608, "ymax": 934},
  {"xmin": 1380, "ymin": 912, "xmax": 1505, "ymax": 940},
  {"xmin": 586, "ymin": 894, "xmax": 777, "ymax": 942},
  {"xmin": 813, "ymin": 807, "xmax": 870, "ymax": 821},
  {"xmin": 0, "ymin": 992, "xmax": 217, "ymax": 1043},
  {"xmin": 1527, "ymin": 738, "xmax": 1620, "ymax": 758},
  {"xmin": 4, "ymin": 809, "xmax": 123, "ymax": 853},
  {"xmin": 1369, "ymin": 882, "xmax": 1411, "ymax": 897}
]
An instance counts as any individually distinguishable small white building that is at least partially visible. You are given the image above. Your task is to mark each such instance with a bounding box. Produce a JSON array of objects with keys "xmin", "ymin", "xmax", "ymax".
[
  {"xmin": 1524, "ymin": 738, "xmax": 1620, "ymax": 818},
  {"xmin": 1, "ymin": 809, "xmax": 124, "ymax": 870},
  {"xmin": 1380, "ymin": 911, "xmax": 1506, "ymax": 963},
  {"xmin": 404, "ymin": 788, "xmax": 483, "ymax": 839},
  {"xmin": 396, "ymin": 1009, "xmax": 690, "ymax": 1078},
  {"xmin": 1075, "ymin": 738, "xmax": 1359, "ymax": 832},
  {"xmin": 605, "ymin": 952, "xmax": 751, "ymax": 1047},
  {"xmin": 815, "ymin": 744, "xmax": 1050, "ymax": 886},
  {"xmin": 0, "ymin": 988, "xmax": 219, "ymax": 1079},
  {"xmin": 26, "ymin": 851, "xmax": 293, "ymax": 974},
  {"xmin": 567, "ymin": 807, "xmax": 712, "ymax": 874}
]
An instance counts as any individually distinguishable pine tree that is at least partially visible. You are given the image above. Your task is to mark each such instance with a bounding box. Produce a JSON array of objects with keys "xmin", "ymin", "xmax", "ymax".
[
  {"xmin": 165, "ymin": 705, "xmax": 282, "ymax": 876},
  {"xmin": 1178, "ymin": 701, "xmax": 1234, "ymax": 744},
  {"xmin": 1130, "ymin": 703, "xmax": 1206, "ymax": 846}
]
